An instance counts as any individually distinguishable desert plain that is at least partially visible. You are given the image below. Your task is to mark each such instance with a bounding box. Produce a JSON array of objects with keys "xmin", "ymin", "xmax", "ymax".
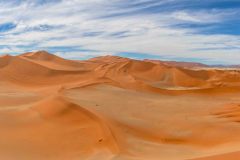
[{"xmin": 0, "ymin": 51, "xmax": 240, "ymax": 160}]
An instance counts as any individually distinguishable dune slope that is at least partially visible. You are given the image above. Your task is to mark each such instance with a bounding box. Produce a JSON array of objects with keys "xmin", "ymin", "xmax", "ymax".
[
  {"xmin": 0, "ymin": 51, "xmax": 240, "ymax": 160},
  {"xmin": 0, "ymin": 95, "xmax": 118, "ymax": 160}
]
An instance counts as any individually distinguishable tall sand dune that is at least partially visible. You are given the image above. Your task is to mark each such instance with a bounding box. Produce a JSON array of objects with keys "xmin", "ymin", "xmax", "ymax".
[
  {"xmin": 0, "ymin": 51, "xmax": 240, "ymax": 159},
  {"xmin": 20, "ymin": 51, "xmax": 87, "ymax": 70},
  {"xmin": 0, "ymin": 53, "xmax": 95, "ymax": 86}
]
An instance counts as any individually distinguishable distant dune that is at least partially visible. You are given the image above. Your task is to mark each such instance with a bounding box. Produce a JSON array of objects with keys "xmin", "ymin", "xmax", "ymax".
[
  {"xmin": 144, "ymin": 59, "xmax": 209, "ymax": 68},
  {"xmin": 0, "ymin": 51, "xmax": 240, "ymax": 160}
]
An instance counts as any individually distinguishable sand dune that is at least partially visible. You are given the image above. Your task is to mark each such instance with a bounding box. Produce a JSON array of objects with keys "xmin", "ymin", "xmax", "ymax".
[
  {"xmin": 0, "ymin": 95, "xmax": 118, "ymax": 160},
  {"xmin": 0, "ymin": 53, "xmax": 95, "ymax": 86},
  {"xmin": 0, "ymin": 51, "xmax": 240, "ymax": 160},
  {"xmin": 20, "ymin": 51, "xmax": 87, "ymax": 70}
]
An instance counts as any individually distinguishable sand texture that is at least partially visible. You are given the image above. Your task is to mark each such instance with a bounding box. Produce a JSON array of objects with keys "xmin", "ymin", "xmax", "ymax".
[{"xmin": 0, "ymin": 51, "xmax": 240, "ymax": 160}]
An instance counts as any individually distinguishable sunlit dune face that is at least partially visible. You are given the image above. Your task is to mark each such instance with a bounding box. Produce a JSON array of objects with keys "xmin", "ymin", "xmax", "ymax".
[{"xmin": 0, "ymin": 51, "xmax": 240, "ymax": 160}]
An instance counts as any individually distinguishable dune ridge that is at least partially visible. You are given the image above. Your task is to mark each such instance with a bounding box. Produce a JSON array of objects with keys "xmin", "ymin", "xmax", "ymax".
[
  {"xmin": 1, "ymin": 51, "xmax": 240, "ymax": 91},
  {"xmin": 0, "ymin": 51, "xmax": 240, "ymax": 160}
]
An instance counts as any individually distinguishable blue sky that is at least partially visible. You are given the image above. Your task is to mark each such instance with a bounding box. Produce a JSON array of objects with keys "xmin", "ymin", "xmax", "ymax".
[{"xmin": 0, "ymin": 0, "xmax": 239, "ymax": 64}]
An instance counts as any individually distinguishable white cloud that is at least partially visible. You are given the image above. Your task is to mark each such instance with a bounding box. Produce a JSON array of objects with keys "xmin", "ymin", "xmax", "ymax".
[{"xmin": 0, "ymin": 0, "xmax": 239, "ymax": 64}]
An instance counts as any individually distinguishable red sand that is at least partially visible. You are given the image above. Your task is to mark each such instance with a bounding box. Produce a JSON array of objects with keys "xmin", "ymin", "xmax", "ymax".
[{"xmin": 0, "ymin": 51, "xmax": 240, "ymax": 160}]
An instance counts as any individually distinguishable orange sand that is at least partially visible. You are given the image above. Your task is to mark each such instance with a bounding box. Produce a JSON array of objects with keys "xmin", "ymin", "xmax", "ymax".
[{"xmin": 0, "ymin": 51, "xmax": 240, "ymax": 160}]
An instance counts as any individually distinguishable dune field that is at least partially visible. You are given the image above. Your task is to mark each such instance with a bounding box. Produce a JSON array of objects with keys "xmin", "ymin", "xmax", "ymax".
[{"xmin": 0, "ymin": 51, "xmax": 240, "ymax": 160}]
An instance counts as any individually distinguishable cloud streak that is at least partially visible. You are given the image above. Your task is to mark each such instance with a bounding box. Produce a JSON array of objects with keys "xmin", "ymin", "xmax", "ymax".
[{"xmin": 0, "ymin": 0, "xmax": 239, "ymax": 64}]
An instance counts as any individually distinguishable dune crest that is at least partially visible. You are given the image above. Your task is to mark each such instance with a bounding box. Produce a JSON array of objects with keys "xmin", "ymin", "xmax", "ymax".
[{"xmin": 0, "ymin": 51, "xmax": 240, "ymax": 160}]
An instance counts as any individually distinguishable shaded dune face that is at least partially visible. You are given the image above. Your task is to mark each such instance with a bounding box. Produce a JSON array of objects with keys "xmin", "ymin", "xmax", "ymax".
[
  {"xmin": 0, "ymin": 51, "xmax": 240, "ymax": 160},
  {"xmin": 212, "ymin": 104, "xmax": 240, "ymax": 123}
]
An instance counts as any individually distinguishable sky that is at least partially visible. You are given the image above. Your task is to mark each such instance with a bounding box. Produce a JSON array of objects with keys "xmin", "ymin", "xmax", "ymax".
[{"xmin": 0, "ymin": 0, "xmax": 239, "ymax": 65}]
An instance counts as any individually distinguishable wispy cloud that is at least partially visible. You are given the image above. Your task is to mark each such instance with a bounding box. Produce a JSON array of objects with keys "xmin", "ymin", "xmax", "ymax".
[{"xmin": 0, "ymin": 0, "xmax": 239, "ymax": 64}]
